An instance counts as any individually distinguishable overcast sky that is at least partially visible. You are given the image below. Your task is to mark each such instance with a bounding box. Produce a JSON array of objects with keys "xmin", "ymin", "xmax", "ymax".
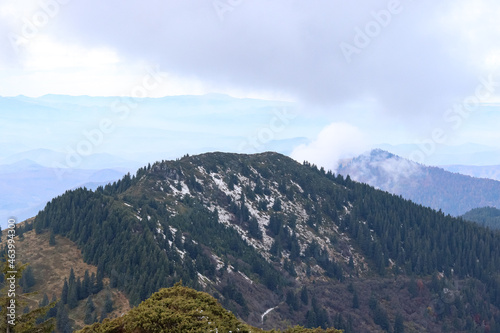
[{"xmin": 1, "ymin": 0, "xmax": 500, "ymax": 167}]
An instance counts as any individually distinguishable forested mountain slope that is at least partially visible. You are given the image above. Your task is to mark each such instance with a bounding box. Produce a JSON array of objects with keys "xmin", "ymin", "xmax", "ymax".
[
  {"xmin": 338, "ymin": 149, "xmax": 500, "ymax": 216},
  {"xmin": 32, "ymin": 151, "xmax": 500, "ymax": 332},
  {"xmin": 462, "ymin": 206, "xmax": 500, "ymax": 230}
]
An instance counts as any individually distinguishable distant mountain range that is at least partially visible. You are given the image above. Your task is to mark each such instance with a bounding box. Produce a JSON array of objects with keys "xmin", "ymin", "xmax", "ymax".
[
  {"xmin": 376, "ymin": 143, "xmax": 500, "ymax": 166},
  {"xmin": 0, "ymin": 94, "xmax": 312, "ymax": 164},
  {"xmin": 337, "ymin": 149, "xmax": 500, "ymax": 216},
  {"xmin": 0, "ymin": 158, "xmax": 129, "ymax": 227},
  {"xmin": 441, "ymin": 164, "xmax": 500, "ymax": 181}
]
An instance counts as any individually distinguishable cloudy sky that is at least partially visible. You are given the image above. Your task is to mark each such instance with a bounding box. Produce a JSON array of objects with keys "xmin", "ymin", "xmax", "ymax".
[{"xmin": 1, "ymin": 0, "xmax": 500, "ymax": 167}]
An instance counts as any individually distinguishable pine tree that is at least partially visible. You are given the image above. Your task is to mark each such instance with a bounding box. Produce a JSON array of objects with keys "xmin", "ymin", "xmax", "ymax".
[
  {"xmin": 104, "ymin": 291, "xmax": 114, "ymax": 314},
  {"xmin": 394, "ymin": 312, "xmax": 405, "ymax": 333},
  {"xmin": 40, "ymin": 293, "xmax": 49, "ymax": 307},
  {"xmin": 272, "ymin": 198, "xmax": 282, "ymax": 211},
  {"xmin": 56, "ymin": 301, "xmax": 71, "ymax": 333},
  {"xmin": 61, "ymin": 279, "xmax": 69, "ymax": 304},
  {"xmin": 19, "ymin": 265, "xmax": 36, "ymax": 292},
  {"xmin": 83, "ymin": 270, "xmax": 91, "ymax": 299},
  {"xmin": 84, "ymin": 297, "xmax": 96, "ymax": 325},
  {"xmin": 47, "ymin": 295, "xmax": 58, "ymax": 318},
  {"xmin": 68, "ymin": 281, "xmax": 79, "ymax": 309},
  {"xmin": 0, "ymin": 259, "xmax": 55, "ymax": 332},
  {"xmin": 49, "ymin": 230, "xmax": 56, "ymax": 246},
  {"xmin": 300, "ymin": 286, "xmax": 309, "ymax": 305},
  {"xmin": 248, "ymin": 216, "xmax": 262, "ymax": 240}
]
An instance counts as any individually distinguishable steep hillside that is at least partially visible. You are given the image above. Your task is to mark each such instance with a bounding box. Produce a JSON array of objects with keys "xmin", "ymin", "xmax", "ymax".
[
  {"xmin": 32, "ymin": 151, "xmax": 500, "ymax": 332},
  {"xmin": 462, "ymin": 206, "xmax": 500, "ymax": 230},
  {"xmin": 2, "ymin": 220, "xmax": 130, "ymax": 331},
  {"xmin": 338, "ymin": 149, "xmax": 500, "ymax": 216},
  {"xmin": 77, "ymin": 283, "xmax": 342, "ymax": 333}
]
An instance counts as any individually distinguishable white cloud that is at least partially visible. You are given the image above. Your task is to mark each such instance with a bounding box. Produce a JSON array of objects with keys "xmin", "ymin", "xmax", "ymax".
[
  {"xmin": 23, "ymin": 36, "xmax": 120, "ymax": 70},
  {"xmin": 290, "ymin": 122, "xmax": 369, "ymax": 171}
]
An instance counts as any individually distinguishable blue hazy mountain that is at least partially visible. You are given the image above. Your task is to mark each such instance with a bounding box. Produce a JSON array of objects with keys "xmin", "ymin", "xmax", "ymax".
[
  {"xmin": 441, "ymin": 164, "xmax": 500, "ymax": 181},
  {"xmin": 338, "ymin": 149, "xmax": 500, "ymax": 216},
  {"xmin": 376, "ymin": 143, "xmax": 500, "ymax": 166},
  {"xmin": 0, "ymin": 159, "xmax": 128, "ymax": 228},
  {"xmin": 1, "ymin": 94, "xmax": 314, "ymax": 228}
]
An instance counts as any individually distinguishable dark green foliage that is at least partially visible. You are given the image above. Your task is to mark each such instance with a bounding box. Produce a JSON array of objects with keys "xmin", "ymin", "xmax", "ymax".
[
  {"xmin": 56, "ymin": 301, "xmax": 72, "ymax": 333},
  {"xmin": 47, "ymin": 294, "xmax": 58, "ymax": 318},
  {"xmin": 273, "ymin": 198, "xmax": 282, "ymax": 211},
  {"xmin": 77, "ymin": 283, "xmax": 262, "ymax": 333},
  {"xmin": 61, "ymin": 279, "xmax": 68, "ymax": 304},
  {"xmin": 408, "ymin": 276, "xmax": 419, "ymax": 298},
  {"xmin": 300, "ymin": 286, "xmax": 309, "ymax": 305},
  {"xmin": 19, "ymin": 265, "xmax": 36, "ymax": 292},
  {"xmin": 286, "ymin": 290, "xmax": 300, "ymax": 311},
  {"xmin": 352, "ymin": 290, "xmax": 359, "ymax": 309},
  {"xmin": 394, "ymin": 312, "xmax": 404, "ymax": 333},
  {"xmin": 372, "ymin": 304, "xmax": 390, "ymax": 331},
  {"xmin": 303, "ymin": 296, "xmax": 331, "ymax": 329},
  {"xmin": 104, "ymin": 291, "xmax": 114, "ymax": 314},
  {"xmin": 49, "ymin": 230, "xmax": 56, "ymax": 245},
  {"xmin": 84, "ymin": 297, "xmax": 97, "ymax": 325},
  {"xmin": 248, "ymin": 216, "xmax": 262, "ymax": 240},
  {"xmin": 462, "ymin": 206, "xmax": 500, "ymax": 229}
]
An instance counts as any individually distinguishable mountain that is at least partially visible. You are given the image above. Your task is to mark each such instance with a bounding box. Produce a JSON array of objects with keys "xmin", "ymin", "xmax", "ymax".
[
  {"xmin": 30, "ymin": 151, "xmax": 500, "ymax": 332},
  {"xmin": 2, "ymin": 219, "xmax": 131, "ymax": 332},
  {"xmin": 0, "ymin": 149, "xmax": 141, "ymax": 170},
  {"xmin": 375, "ymin": 143, "xmax": 500, "ymax": 165},
  {"xmin": 441, "ymin": 164, "xmax": 500, "ymax": 182},
  {"xmin": 0, "ymin": 159, "xmax": 129, "ymax": 227},
  {"xmin": 462, "ymin": 206, "xmax": 500, "ymax": 230},
  {"xmin": 337, "ymin": 149, "xmax": 500, "ymax": 216}
]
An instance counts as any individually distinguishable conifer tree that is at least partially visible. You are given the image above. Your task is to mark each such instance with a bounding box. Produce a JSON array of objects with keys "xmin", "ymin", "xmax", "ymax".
[
  {"xmin": 104, "ymin": 291, "xmax": 114, "ymax": 314},
  {"xmin": 84, "ymin": 297, "xmax": 96, "ymax": 325},
  {"xmin": 394, "ymin": 312, "xmax": 405, "ymax": 333},
  {"xmin": 61, "ymin": 279, "xmax": 69, "ymax": 304},
  {"xmin": 49, "ymin": 231, "xmax": 56, "ymax": 246},
  {"xmin": 56, "ymin": 301, "xmax": 71, "ymax": 333},
  {"xmin": 300, "ymin": 286, "xmax": 309, "ymax": 305},
  {"xmin": 0, "ymin": 259, "xmax": 55, "ymax": 332}
]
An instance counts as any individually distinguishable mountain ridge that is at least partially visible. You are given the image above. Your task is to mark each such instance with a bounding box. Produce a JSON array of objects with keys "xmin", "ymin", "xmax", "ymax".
[
  {"xmin": 338, "ymin": 149, "xmax": 500, "ymax": 216},
  {"xmin": 30, "ymin": 151, "xmax": 500, "ymax": 332}
]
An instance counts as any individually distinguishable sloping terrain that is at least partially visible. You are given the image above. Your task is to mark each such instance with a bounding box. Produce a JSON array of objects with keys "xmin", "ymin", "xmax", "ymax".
[
  {"xmin": 30, "ymin": 151, "xmax": 500, "ymax": 332},
  {"xmin": 4, "ymin": 220, "xmax": 130, "ymax": 331},
  {"xmin": 77, "ymin": 283, "xmax": 342, "ymax": 333},
  {"xmin": 338, "ymin": 149, "xmax": 500, "ymax": 216},
  {"xmin": 462, "ymin": 206, "xmax": 500, "ymax": 230}
]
